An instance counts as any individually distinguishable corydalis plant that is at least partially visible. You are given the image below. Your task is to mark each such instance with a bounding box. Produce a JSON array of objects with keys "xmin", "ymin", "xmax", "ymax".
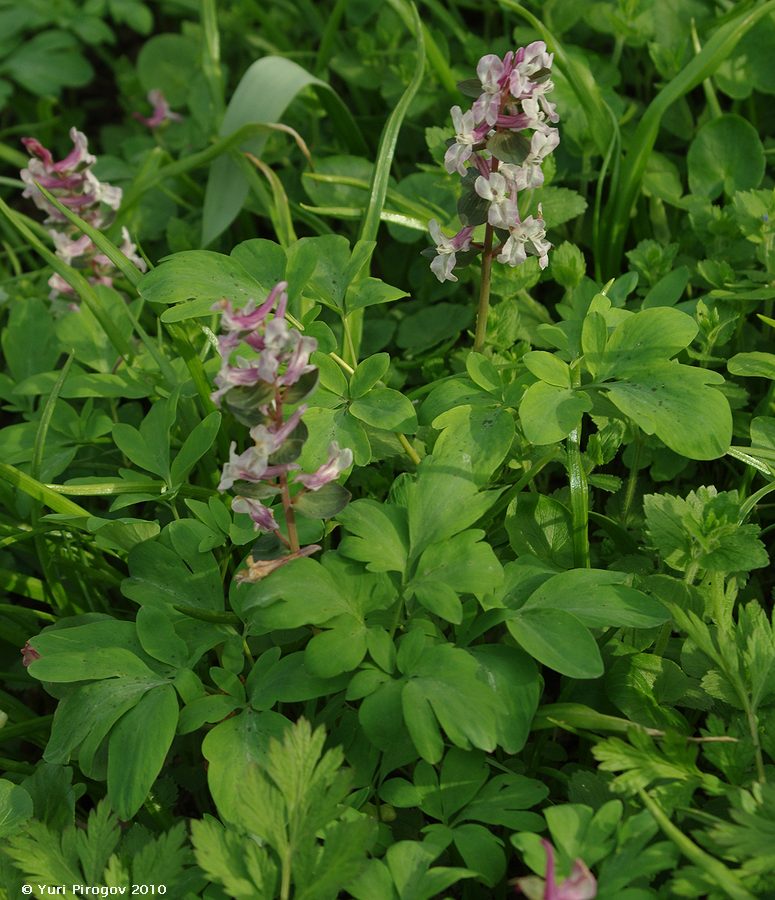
[
  {"xmin": 20, "ymin": 127, "xmax": 146, "ymax": 299},
  {"xmin": 426, "ymin": 44, "xmax": 560, "ymax": 351},
  {"xmin": 213, "ymin": 281, "xmax": 353, "ymax": 582}
]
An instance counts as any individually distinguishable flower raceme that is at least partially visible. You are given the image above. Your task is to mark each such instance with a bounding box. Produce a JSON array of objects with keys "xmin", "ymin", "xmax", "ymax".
[
  {"xmin": 427, "ymin": 43, "xmax": 559, "ymax": 283},
  {"xmin": 212, "ymin": 281, "xmax": 353, "ymax": 581},
  {"xmin": 20, "ymin": 127, "xmax": 146, "ymax": 299}
]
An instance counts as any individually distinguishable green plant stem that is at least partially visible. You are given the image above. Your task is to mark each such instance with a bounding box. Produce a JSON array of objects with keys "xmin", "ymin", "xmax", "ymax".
[
  {"xmin": 567, "ymin": 365, "xmax": 590, "ymax": 568},
  {"xmin": 744, "ymin": 703, "xmax": 767, "ymax": 784},
  {"xmin": 201, "ymin": 0, "xmax": 225, "ymax": 120},
  {"xmin": 397, "ymin": 433, "xmax": 421, "ymax": 466},
  {"xmin": 473, "ymin": 224, "xmax": 495, "ymax": 353},
  {"xmin": 279, "ymin": 472, "xmax": 300, "ymax": 554},
  {"xmin": 621, "ymin": 428, "xmax": 642, "ymax": 527},
  {"xmin": 0, "ymin": 715, "xmax": 53, "ymax": 744},
  {"xmin": 691, "ymin": 18, "xmax": 723, "ymax": 119},
  {"xmin": 638, "ymin": 789, "xmax": 755, "ymax": 900}
]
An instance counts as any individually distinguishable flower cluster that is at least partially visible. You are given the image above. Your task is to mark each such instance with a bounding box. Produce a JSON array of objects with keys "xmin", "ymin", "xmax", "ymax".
[
  {"xmin": 134, "ymin": 89, "xmax": 183, "ymax": 129},
  {"xmin": 20, "ymin": 127, "xmax": 146, "ymax": 299},
  {"xmin": 212, "ymin": 281, "xmax": 353, "ymax": 582},
  {"xmin": 427, "ymin": 43, "xmax": 559, "ymax": 283}
]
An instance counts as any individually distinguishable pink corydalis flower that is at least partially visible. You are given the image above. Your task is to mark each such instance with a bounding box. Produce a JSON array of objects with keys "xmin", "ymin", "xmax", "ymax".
[
  {"xmin": 21, "ymin": 641, "xmax": 40, "ymax": 668},
  {"xmin": 514, "ymin": 840, "xmax": 597, "ymax": 900},
  {"xmin": 20, "ymin": 128, "xmax": 143, "ymax": 300},
  {"xmin": 20, "ymin": 127, "xmax": 117, "ymax": 221},
  {"xmin": 211, "ymin": 282, "xmax": 317, "ymax": 404},
  {"xmin": 296, "ymin": 442, "xmax": 353, "ymax": 491},
  {"xmin": 231, "ymin": 496, "xmax": 279, "ymax": 532},
  {"xmin": 428, "ymin": 220, "xmax": 474, "ymax": 283},
  {"xmin": 135, "ymin": 89, "xmax": 183, "ymax": 128}
]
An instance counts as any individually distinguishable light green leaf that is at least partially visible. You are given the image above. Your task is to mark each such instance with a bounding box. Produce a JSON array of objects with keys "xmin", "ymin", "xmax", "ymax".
[
  {"xmin": 349, "ymin": 386, "xmax": 417, "ymax": 433},
  {"xmin": 523, "ymin": 351, "xmax": 571, "ymax": 387},
  {"xmin": 400, "ymin": 644, "xmax": 500, "ymax": 763},
  {"xmin": 728, "ymin": 352, "xmax": 775, "ymax": 379},
  {"xmin": 522, "ymin": 569, "xmax": 670, "ymax": 628},
  {"xmin": 170, "ymin": 411, "xmax": 221, "ymax": 486},
  {"xmin": 345, "ymin": 277, "xmax": 408, "ymax": 313},
  {"xmin": 604, "ymin": 362, "xmax": 731, "ymax": 460},
  {"xmin": 520, "ymin": 381, "xmax": 592, "ymax": 444},
  {"xmin": 507, "ymin": 608, "xmax": 603, "ymax": 678},
  {"xmin": 337, "ymin": 499, "xmax": 409, "ymax": 574},
  {"xmin": 598, "ymin": 307, "xmax": 698, "ymax": 379},
  {"xmin": 138, "ymin": 250, "xmax": 261, "ymax": 307},
  {"xmin": 0, "ymin": 780, "xmax": 33, "ymax": 839},
  {"xmin": 349, "ymin": 354, "xmax": 391, "ymax": 399},
  {"xmin": 431, "ymin": 405, "xmax": 515, "ymax": 486},
  {"xmin": 107, "ymin": 683, "xmax": 179, "ymax": 819},
  {"xmin": 688, "ymin": 114, "xmax": 765, "ymax": 199},
  {"xmin": 202, "ymin": 709, "xmax": 289, "ymax": 824}
]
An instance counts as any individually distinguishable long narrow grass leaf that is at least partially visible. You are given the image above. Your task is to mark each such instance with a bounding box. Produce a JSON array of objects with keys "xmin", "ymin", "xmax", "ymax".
[
  {"xmin": 499, "ymin": 1, "xmax": 615, "ymax": 156},
  {"xmin": 202, "ymin": 56, "xmax": 367, "ymax": 245},
  {"xmin": 602, "ymin": 0, "xmax": 775, "ymax": 275},
  {"xmin": 0, "ymin": 463, "xmax": 89, "ymax": 516}
]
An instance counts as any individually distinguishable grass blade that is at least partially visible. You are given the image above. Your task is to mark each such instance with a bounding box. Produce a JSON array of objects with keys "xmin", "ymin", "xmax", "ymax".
[
  {"xmin": 601, "ymin": 0, "xmax": 775, "ymax": 276},
  {"xmin": 202, "ymin": 55, "xmax": 367, "ymax": 245},
  {"xmin": 0, "ymin": 463, "xmax": 89, "ymax": 516},
  {"xmin": 343, "ymin": 0, "xmax": 426, "ymax": 364}
]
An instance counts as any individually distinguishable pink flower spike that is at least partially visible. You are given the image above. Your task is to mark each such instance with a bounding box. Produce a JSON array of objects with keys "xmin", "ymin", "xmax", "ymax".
[
  {"xmin": 543, "ymin": 840, "xmax": 558, "ymax": 897},
  {"xmin": 21, "ymin": 641, "xmax": 40, "ymax": 667},
  {"xmin": 498, "ymin": 213, "xmax": 551, "ymax": 270},
  {"xmin": 475, "ymin": 172, "xmax": 514, "ymax": 227},
  {"xmin": 268, "ymin": 280, "xmax": 289, "ymax": 320},
  {"xmin": 296, "ymin": 442, "xmax": 353, "ymax": 491},
  {"xmin": 249, "ymin": 404, "xmax": 307, "ymax": 455},
  {"xmin": 555, "ymin": 860, "xmax": 597, "ymax": 900},
  {"xmin": 231, "ymin": 496, "xmax": 278, "ymax": 533}
]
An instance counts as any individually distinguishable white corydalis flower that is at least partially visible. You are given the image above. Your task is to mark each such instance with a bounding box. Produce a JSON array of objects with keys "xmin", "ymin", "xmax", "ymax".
[
  {"xmin": 509, "ymin": 41, "xmax": 555, "ymax": 99},
  {"xmin": 499, "ymin": 128, "xmax": 560, "ymax": 192},
  {"xmin": 497, "ymin": 212, "xmax": 551, "ymax": 270},
  {"xmin": 428, "ymin": 219, "xmax": 474, "ymax": 282},
  {"xmin": 475, "ymin": 171, "xmax": 514, "ymax": 227},
  {"xmin": 472, "ymin": 54, "xmax": 505, "ymax": 126},
  {"xmin": 444, "ymin": 106, "xmax": 486, "ymax": 176}
]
